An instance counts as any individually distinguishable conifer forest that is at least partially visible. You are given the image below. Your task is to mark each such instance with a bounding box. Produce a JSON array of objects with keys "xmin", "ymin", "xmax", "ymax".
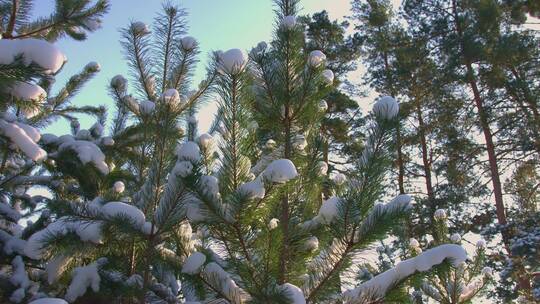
[{"xmin": 0, "ymin": 0, "xmax": 539, "ymax": 303}]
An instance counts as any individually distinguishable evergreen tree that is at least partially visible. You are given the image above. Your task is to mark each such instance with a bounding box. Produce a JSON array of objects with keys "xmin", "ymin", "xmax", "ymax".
[
  {"xmin": 409, "ymin": 209, "xmax": 493, "ymax": 304},
  {"xmin": 0, "ymin": 1, "xmax": 515, "ymax": 303},
  {"xmin": 299, "ymin": 10, "xmax": 365, "ymax": 193},
  {"xmin": 0, "ymin": 1, "xmax": 109, "ymax": 303},
  {"xmin": 401, "ymin": 1, "xmax": 540, "ymax": 299},
  {"xmin": 351, "ymin": 0, "xmax": 407, "ymax": 195}
]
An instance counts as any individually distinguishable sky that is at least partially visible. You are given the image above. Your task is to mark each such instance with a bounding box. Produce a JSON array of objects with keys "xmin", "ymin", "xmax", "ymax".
[
  {"xmin": 34, "ymin": 0, "xmax": 356, "ymax": 134},
  {"xmin": 34, "ymin": 0, "xmax": 540, "ymax": 136}
]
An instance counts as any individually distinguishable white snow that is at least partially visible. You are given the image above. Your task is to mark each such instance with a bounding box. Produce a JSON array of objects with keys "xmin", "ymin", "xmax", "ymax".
[
  {"xmin": 387, "ymin": 194, "xmax": 412, "ymax": 209},
  {"xmin": 331, "ymin": 172, "xmax": 346, "ymax": 185},
  {"xmin": 24, "ymin": 218, "xmax": 103, "ymax": 259},
  {"xmin": 265, "ymin": 139, "xmax": 276, "ymax": 149},
  {"xmin": 180, "ymin": 36, "xmax": 197, "ymax": 51},
  {"xmin": 71, "ymin": 119, "xmax": 80, "ymax": 129},
  {"xmin": 319, "ymin": 100, "xmax": 328, "ymax": 112},
  {"xmin": 132, "ymin": 21, "xmax": 150, "ymax": 34},
  {"xmin": 84, "ymin": 61, "xmax": 100, "ymax": 72},
  {"xmin": 57, "ymin": 134, "xmax": 75, "ymax": 145},
  {"xmin": 251, "ymin": 41, "xmax": 267, "ymax": 56},
  {"xmin": 24, "ymin": 220, "xmax": 65, "ymax": 259},
  {"xmin": 65, "ymin": 260, "xmax": 102, "ymax": 303},
  {"xmin": 317, "ymin": 196, "xmax": 341, "ymax": 224},
  {"xmin": 292, "ymin": 134, "xmax": 307, "ymax": 150},
  {"xmin": 8, "ymin": 81, "xmax": 47, "ymax": 101},
  {"xmin": 3, "ymin": 235, "xmax": 26, "ymax": 255},
  {"xmin": 433, "ymin": 208, "xmax": 446, "ymax": 219},
  {"xmin": 10, "ymin": 255, "xmax": 30, "ymax": 291},
  {"xmin": 162, "ymin": 88, "xmax": 181, "ymax": 105},
  {"xmin": 247, "ymin": 121, "xmax": 259, "ymax": 133},
  {"xmin": 124, "ymin": 95, "xmax": 139, "ymax": 112},
  {"xmin": 110, "ymin": 74, "xmax": 127, "ymax": 90},
  {"xmin": 2, "ymin": 111, "xmax": 17, "ymax": 122},
  {"xmin": 29, "ymin": 299, "xmax": 68, "ymax": 304},
  {"xmin": 409, "ymin": 238, "xmax": 420, "ymax": 249},
  {"xmin": 0, "ymin": 38, "xmax": 66, "ymax": 74},
  {"xmin": 218, "ymin": 48, "xmax": 249, "ymax": 75},
  {"xmin": 280, "ymin": 283, "xmax": 305, "ymax": 304},
  {"xmin": 101, "ymin": 136, "xmax": 114, "ymax": 146},
  {"xmin": 176, "ymin": 141, "xmax": 201, "ymax": 162},
  {"xmin": 203, "ymin": 262, "xmax": 249, "ymax": 302},
  {"xmin": 186, "ymin": 201, "xmax": 206, "ymax": 222},
  {"xmin": 343, "ymin": 244, "xmax": 467, "ymax": 301},
  {"xmin": 75, "ymin": 129, "xmax": 91, "ymax": 140},
  {"xmin": 188, "ymin": 115, "xmax": 198, "ymax": 124},
  {"xmin": 59, "ymin": 140, "xmax": 109, "ymax": 174},
  {"xmin": 308, "ymin": 50, "xmax": 326, "ymax": 68},
  {"xmin": 200, "ymin": 175, "xmax": 219, "ymax": 197},
  {"xmin": 482, "ymin": 266, "xmax": 493, "ymax": 277},
  {"xmin": 282, "ymin": 15, "xmax": 297, "ymax": 29},
  {"xmin": 476, "ymin": 239, "xmax": 486, "ymax": 249},
  {"xmin": 0, "ymin": 120, "xmax": 46, "ymax": 162},
  {"xmin": 450, "ymin": 233, "xmax": 461, "ymax": 243},
  {"xmin": 173, "ymin": 161, "xmax": 194, "ymax": 178},
  {"xmin": 0, "ymin": 201, "xmax": 22, "ymax": 222},
  {"xmin": 373, "ymin": 96, "xmax": 399, "ymax": 119},
  {"xmin": 10, "ymin": 287, "xmax": 26, "ymax": 303},
  {"xmin": 269, "ymin": 218, "xmax": 279, "ymax": 230},
  {"xmin": 321, "ymin": 69, "xmax": 334, "ymax": 85},
  {"xmin": 102, "ymin": 202, "xmax": 145, "ymax": 226},
  {"xmin": 139, "ymin": 100, "xmax": 155, "ymax": 115},
  {"xmin": 45, "ymin": 255, "xmax": 71, "ymax": 284},
  {"xmin": 459, "ymin": 278, "xmax": 484, "ymax": 302},
  {"xmin": 238, "ymin": 180, "xmax": 265, "ymax": 199},
  {"xmin": 83, "ymin": 18, "xmax": 101, "ymax": 31},
  {"xmin": 13, "ymin": 121, "xmax": 39, "ymax": 141},
  {"xmin": 197, "ymin": 133, "xmax": 214, "ymax": 149},
  {"xmin": 90, "ymin": 122, "xmax": 103, "ymax": 137},
  {"xmin": 304, "ymin": 236, "xmax": 319, "ymax": 251},
  {"xmin": 75, "ymin": 221, "xmax": 103, "ymax": 243},
  {"xmin": 182, "ymin": 252, "xmax": 206, "ymax": 274},
  {"xmin": 112, "ymin": 181, "xmax": 125, "ymax": 193},
  {"xmin": 141, "ymin": 221, "xmax": 153, "ymax": 235},
  {"xmin": 317, "ymin": 161, "xmax": 328, "ymax": 176},
  {"xmin": 262, "ymin": 159, "xmax": 298, "ymax": 183}
]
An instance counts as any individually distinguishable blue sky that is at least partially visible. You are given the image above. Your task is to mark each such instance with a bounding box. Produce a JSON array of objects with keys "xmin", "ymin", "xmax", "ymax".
[{"xmin": 34, "ymin": 0, "xmax": 353, "ymax": 134}]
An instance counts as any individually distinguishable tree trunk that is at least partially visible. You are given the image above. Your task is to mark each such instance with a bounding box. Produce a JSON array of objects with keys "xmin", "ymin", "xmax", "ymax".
[
  {"xmin": 382, "ymin": 48, "xmax": 406, "ymax": 194},
  {"xmin": 415, "ymin": 102, "xmax": 436, "ymax": 226},
  {"xmin": 279, "ymin": 117, "xmax": 291, "ymax": 284}
]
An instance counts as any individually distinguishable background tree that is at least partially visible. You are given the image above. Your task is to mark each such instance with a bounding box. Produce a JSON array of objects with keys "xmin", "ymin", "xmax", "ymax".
[
  {"xmin": 299, "ymin": 10, "xmax": 364, "ymax": 181},
  {"xmin": 351, "ymin": 0, "xmax": 407, "ymax": 195}
]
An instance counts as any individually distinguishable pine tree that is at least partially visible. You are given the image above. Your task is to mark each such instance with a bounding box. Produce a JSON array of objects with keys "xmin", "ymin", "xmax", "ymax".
[
  {"xmin": 298, "ymin": 10, "xmax": 364, "ymax": 197},
  {"xmin": 0, "ymin": 1, "xmax": 109, "ymax": 303},
  {"xmin": 401, "ymin": 0, "xmax": 540, "ymax": 299},
  {"xmin": 409, "ymin": 209, "xmax": 493, "ymax": 304},
  {"xmin": 1, "ymin": 1, "xmax": 495, "ymax": 303},
  {"xmin": 351, "ymin": 0, "xmax": 407, "ymax": 195}
]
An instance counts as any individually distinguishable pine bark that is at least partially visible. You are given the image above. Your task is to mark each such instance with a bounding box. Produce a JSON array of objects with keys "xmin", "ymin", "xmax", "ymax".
[{"xmin": 415, "ymin": 102, "xmax": 436, "ymax": 222}]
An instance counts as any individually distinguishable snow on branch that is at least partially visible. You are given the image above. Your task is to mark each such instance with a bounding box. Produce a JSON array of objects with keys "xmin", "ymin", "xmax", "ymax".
[
  {"xmin": 0, "ymin": 119, "xmax": 47, "ymax": 162},
  {"xmin": 353, "ymin": 194, "xmax": 412, "ymax": 243},
  {"xmin": 65, "ymin": 258, "xmax": 107, "ymax": 302},
  {"xmin": 0, "ymin": 38, "xmax": 66, "ymax": 74},
  {"xmin": 58, "ymin": 138, "xmax": 109, "ymax": 174},
  {"xmin": 24, "ymin": 217, "xmax": 104, "ymax": 259},
  {"xmin": 201, "ymin": 262, "xmax": 251, "ymax": 303},
  {"xmin": 342, "ymin": 244, "xmax": 468, "ymax": 302},
  {"xmin": 9, "ymin": 255, "xmax": 31, "ymax": 303}
]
